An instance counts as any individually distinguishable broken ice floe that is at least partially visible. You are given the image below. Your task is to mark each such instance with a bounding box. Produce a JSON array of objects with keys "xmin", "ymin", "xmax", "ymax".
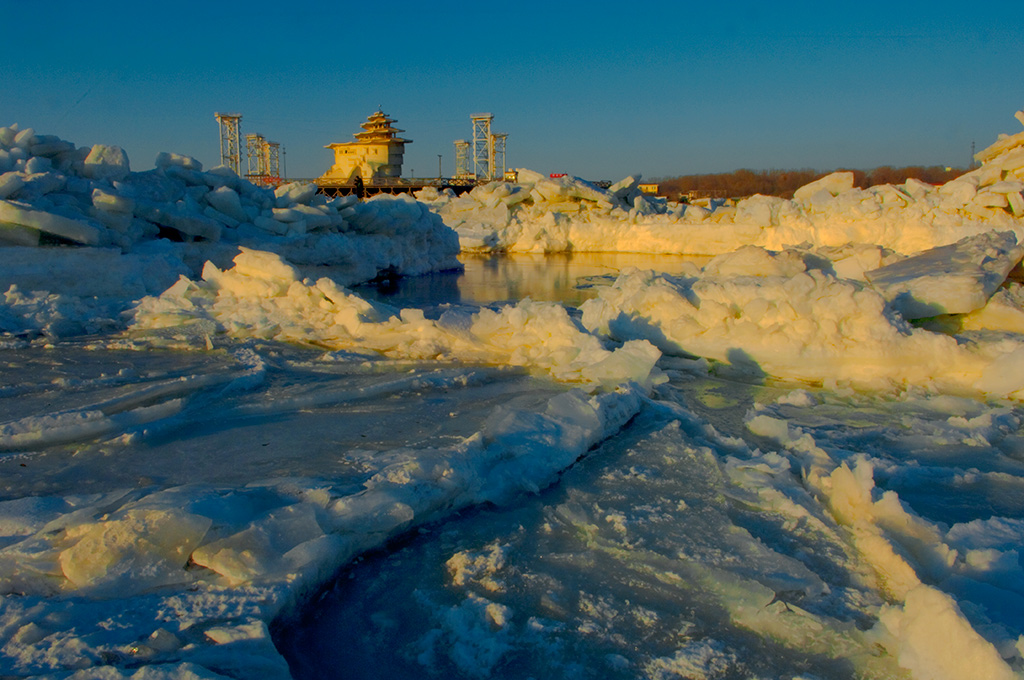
[
  {"xmin": 864, "ymin": 230, "xmax": 1024, "ymax": 319},
  {"xmin": 424, "ymin": 111, "xmax": 1024, "ymax": 257},
  {"xmin": 579, "ymin": 232, "xmax": 1024, "ymax": 397},
  {"xmin": 131, "ymin": 247, "xmax": 664, "ymax": 390}
]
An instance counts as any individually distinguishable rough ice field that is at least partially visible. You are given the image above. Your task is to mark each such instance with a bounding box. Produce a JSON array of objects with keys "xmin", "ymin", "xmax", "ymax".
[
  {"xmin": 423, "ymin": 112, "xmax": 1024, "ymax": 257},
  {"xmin": 1, "ymin": 111, "xmax": 1024, "ymax": 679},
  {"xmin": 281, "ymin": 376, "xmax": 1024, "ymax": 680}
]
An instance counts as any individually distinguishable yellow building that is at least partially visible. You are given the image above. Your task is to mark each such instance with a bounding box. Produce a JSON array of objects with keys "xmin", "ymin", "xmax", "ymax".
[{"xmin": 321, "ymin": 110, "xmax": 411, "ymax": 182}]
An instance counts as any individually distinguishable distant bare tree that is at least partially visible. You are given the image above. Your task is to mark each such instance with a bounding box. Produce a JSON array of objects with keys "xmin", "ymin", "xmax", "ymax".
[{"xmin": 656, "ymin": 164, "xmax": 968, "ymax": 200}]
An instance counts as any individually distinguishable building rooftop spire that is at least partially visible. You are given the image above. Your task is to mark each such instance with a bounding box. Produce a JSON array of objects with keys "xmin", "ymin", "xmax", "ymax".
[{"xmin": 354, "ymin": 110, "xmax": 409, "ymax": 143}]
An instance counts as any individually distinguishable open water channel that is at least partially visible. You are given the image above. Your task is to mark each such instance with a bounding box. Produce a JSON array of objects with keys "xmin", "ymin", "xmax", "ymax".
[{"xmin": 353, "ymin": 252, "xmax": 709, "ymax": 309}]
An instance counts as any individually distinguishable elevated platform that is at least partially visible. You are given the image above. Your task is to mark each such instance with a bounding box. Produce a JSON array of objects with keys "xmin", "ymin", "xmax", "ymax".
[
  {"xmin": 313, "ymin": 176, "xmax": 480, "ymax": 198},
  {"xmin": 258, "ymin": 175, "xmax": 611, "ymax": 197}
]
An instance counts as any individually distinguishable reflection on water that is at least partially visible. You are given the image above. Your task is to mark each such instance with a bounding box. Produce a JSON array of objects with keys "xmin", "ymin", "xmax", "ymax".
[{"xmin": 355, "ymin": 252, "xmax": 709, "ymax": 308}]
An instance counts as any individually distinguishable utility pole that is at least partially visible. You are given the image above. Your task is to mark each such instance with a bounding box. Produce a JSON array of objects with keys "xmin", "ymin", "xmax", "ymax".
[{"xmin": 438, "ymin": 154, "xmax": 442, "ymax": 178}]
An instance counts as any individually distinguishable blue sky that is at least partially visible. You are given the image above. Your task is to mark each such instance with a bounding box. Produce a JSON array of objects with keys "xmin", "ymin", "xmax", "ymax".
[{"xmin": 4, "ymin": 1, "xmax": 1021, "ymax": 182}]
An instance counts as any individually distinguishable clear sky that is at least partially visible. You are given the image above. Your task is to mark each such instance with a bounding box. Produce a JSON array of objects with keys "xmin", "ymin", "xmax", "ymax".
[{"xmin": 4, "ymin": 1, "xmax": 1022, "ymax": 182}]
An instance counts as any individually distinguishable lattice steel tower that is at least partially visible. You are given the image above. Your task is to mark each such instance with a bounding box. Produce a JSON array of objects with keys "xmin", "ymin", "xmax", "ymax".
[
  {"xmin": 471, "ymin": 113, "xmax": 494, "ymax": 180},
  {"xmin": 492, "ymin": 133, "xmax": 507, "ymax": 180},
  {"xmin": 245, "ymin": 133, "xmax": 269, "ymax": 182},
  {"xmin": 214, "ymin": 112, "xmax": 242, "ymax": 174},
  {"xmin": 267, "ymin": 141, "xmax": 281, "ymax": 181},
  {"xmin": 467, "ymin": 113, "xmax": 509, "ymax": 181},
  {"xmin": 454, "ymin": 140, "xmax": 472, "ymax": 178}
]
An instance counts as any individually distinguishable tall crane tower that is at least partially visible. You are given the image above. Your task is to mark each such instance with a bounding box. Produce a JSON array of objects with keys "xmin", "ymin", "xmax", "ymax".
[{"xmin": 214, "ymin": 112, "xmax": 242, "ymax": 174}]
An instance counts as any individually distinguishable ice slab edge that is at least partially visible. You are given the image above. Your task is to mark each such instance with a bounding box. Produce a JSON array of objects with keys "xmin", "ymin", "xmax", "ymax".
[{"xmin": 0, "ymin": 385, "xmax": 644, "ymax": 677}]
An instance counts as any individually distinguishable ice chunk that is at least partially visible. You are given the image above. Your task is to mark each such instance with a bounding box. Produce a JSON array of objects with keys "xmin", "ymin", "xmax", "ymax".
[
  {"xmin": 733, "ymin": 194, "xmax": 780, "ymax": 227},
  {"xmin": 289, "ymin": 204, "xmax": 334, "ymax": 229},
  {"xmin": 230, "ymin": 246, "xmax": 301, "ymax": 283},
  {"xmin": 133, "ymin": 202, "xmax": 222, "ymax": 241},
  {"xmin": 903, "ymin": 178, "xmax": 935, "ymax": 203},
  {"xmin": 880, "ymin": 584, "xmax": 1017, "ymax": 680},
  {"xmin": 0, "ymin": 199, "xmax": 104, "ymax": 245},
  {"xmin": 973, "ymin": 191, "xmax": 1009, "ymax": 209},
  {"xmin": 937, "ymin": 177, "xmax": 978, "ymax": 206},
  {"xmin": 1006, "ymin": 191, "xmax": 1024, "ymax": 217},
  {"xmin": 608, "ymin": 174, "xmax": 641, "ymax": 201},
  {"xmin": 154, "ymin": 151, "xmax": 202, "ymax": 171},
  {"xmin": 865, "ymin": 231, "xmax": 1024, "ymax": 318},
  {"xmin": 81, "ymin": 144, "xmax": 131, "ymax": 182},
  {"xmin": 274, "ymin": 181, "xmax": 317, "ymax": 208},
  {"xmin": 23, "ymin": 156, "xmax": 51, "ymax": 174},
  {"xmin": 959, "ymin": 284, "xmax": 1024, "ymax": 333},
  {"xmin": 58, "ymin": 508, "xmax": 211, "ymax": 595},
  {"xmin": 252, "ymin": 214, "xmax": 290, "ymax": 235},
  {"xmin": 578, "ymin": 338, "xmax": 662, "ymax": 389},
  {"xmin": 0, "ymin": 172, "xmax": 25, "ymax": 199},
  {"xmin": 205, "ymin": 186, "xmax": 249, "ymax": 223},
  {"xmin": 0, "ymin": 222, "xmax": 40, "ymax": 246},
  {"xmin": 703, "ymin": 244, "xmax": 807, "ymax": 277},
  {"xmin": 91, "ymin": 187, "xmax": 134, "ymax": 214},
  {"xmin": 0, "ymin": 126, "xmax": 17, "ymax": 148},
  {"xmin": 792, "ymin": 171, "xmax": 854, "ymax": 202},
  {"xmin": 13, "ymin": 127, "xmax": 35, "ymax": 149},
  {"xmin": 974, "ymin": 346, "xmax": 1024, "ymax": 399},
  {"xmin": 976, "ymin": 129, "xmax": 1024, "ymax": 166},
  {"xmin": 271, "ymin": 207, "xmax": 305, "ymax": 223},
  {"xmin": 28, "ymin": 135, "xmax": 75, "ymax": 158},
  {"xmin": 190, "ymin": 503, "xmax": 324, "ymax": 585}
]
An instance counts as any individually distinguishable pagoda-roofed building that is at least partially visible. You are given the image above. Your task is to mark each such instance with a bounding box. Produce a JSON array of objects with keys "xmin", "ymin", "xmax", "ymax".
[{"xmin": 320, "ymin": 110, "xmax": 411, "ymax": 182}]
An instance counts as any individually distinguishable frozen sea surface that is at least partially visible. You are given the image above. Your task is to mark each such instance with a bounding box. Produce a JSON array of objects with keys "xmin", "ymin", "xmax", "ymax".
[
  {"xmin": 0, "ymin": 340, "xmax": 560, "ymax": 500},
  {"xmin": 5, "ymin": 115, "xmax": 1024, "ymax": 678},
  {"xmin": 4, "ymin": 255, "xmax": 1024, "ymax": 680},
  {"xmin": 279, "ymin": 369, "xmax": 1024, "ymax": 680}
]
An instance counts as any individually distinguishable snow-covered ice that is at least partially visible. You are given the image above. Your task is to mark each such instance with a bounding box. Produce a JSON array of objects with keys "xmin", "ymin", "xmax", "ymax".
[
  {"xmin": 2, "ymin": 111, "xmax": 1024, "ymax": 679},
  {"xmin": 422, "ymin": 129, "xmax": 1024, "ymax": 257}
]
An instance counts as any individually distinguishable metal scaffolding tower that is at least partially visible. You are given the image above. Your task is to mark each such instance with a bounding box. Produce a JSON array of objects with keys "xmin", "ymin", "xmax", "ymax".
[
  {"xmin": 454, "ymin": 139, "xmax": 472, "ymax": 178},
  {"xmin": 215, "ymin": 111, "xmax": 286, "ymax": 185},
  {"xmin": 471, "ymin": 113, "xmax": 494, "ymax": 180},
  {"xmin": 267, "ymin": 141, "xmax": 281, "ymax": 181},
  {"xmin": 492, "ymin": 133, "xmax": 507, "ymax": 180},
  {"xmin": 245, "ymin": 133, "xmax": 269, "ymax": 183},
  {"xmin": 466, "ymin": 113, "xmax": 509, "ymax": 181},
  {"xmin": 214, "ymin": 112, "xmax": 242, "ymax": 174}
]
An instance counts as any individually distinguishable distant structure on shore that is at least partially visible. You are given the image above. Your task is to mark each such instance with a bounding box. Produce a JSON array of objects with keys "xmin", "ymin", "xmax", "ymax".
[
  {"xmin": 214, "ymin": 108, "xmax": 518, "ymax": 196},
  {"xmin": 320, "ymin": 110, "xmax": 411, "ymax": 183},
  {"xmin": 454, "ymin": 113, "xmax": 513, "ymax": 182},
  {"xmin": 214, "ymin": 112, "xmax": 285, "ymax": 186}
]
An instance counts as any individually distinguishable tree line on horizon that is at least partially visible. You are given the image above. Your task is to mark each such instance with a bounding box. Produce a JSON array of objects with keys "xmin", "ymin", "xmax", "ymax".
[{"xmin": 655, "ymin": 165, "xmax": 970, "ymax": 201}]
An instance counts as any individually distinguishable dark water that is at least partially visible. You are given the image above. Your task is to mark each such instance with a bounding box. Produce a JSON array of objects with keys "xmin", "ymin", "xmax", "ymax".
[{"xmin": 355, "ymin": 252, "xmax": 708, "ymax": 309}]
